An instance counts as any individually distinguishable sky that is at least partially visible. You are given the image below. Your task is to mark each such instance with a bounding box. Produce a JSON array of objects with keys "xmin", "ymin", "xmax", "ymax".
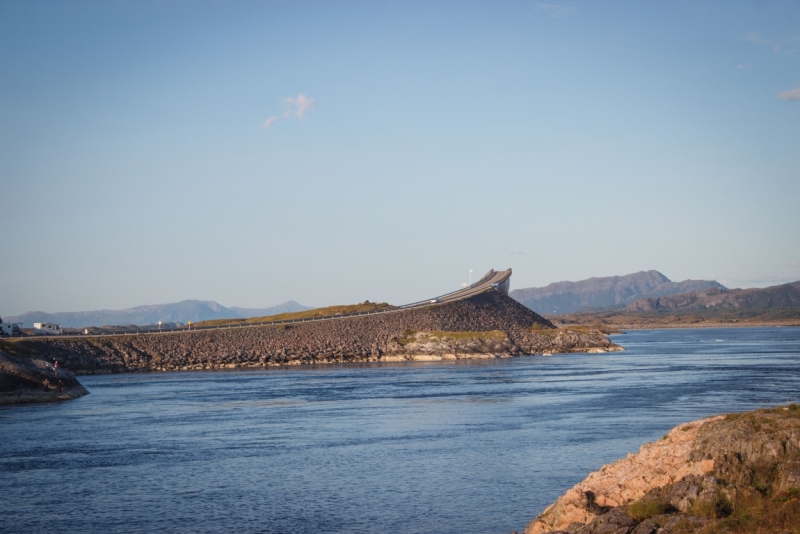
[{"xmin": 1, "ymin": 0, "xmax": 799, "ymax": 316}]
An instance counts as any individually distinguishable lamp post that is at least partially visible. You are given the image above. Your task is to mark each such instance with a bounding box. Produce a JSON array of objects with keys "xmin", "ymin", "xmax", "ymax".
[
  {"xmin": 469, "ymin": 269, "xmax": 473, "ymax": 287},
  {"xmin": 158, "ymin": 321, "xmax": 162, "ymax": 332}
]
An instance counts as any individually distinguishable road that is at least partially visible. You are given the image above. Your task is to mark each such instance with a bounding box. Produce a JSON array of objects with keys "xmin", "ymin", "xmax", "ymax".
[{"xmin": 16, "ymin": 269, "xmax": 513, "ymax": 338}]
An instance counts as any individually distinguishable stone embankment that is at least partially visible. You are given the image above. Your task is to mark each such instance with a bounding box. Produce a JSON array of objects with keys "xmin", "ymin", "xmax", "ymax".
[
  {"xmin": 526, "ymin": 405, "xmax": 800, "ymax": 534},
  {"xmin": 0, "ymin": 347, "xmax": 88, "ymax": 405},
  {"xmin": 9, "ymin": 291, "xmax": 621, "ymax": 375}
]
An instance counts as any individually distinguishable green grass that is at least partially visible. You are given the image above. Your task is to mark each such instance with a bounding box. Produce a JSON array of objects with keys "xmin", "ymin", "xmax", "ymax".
[
  {"xmin": 628, "ymin": 501, "xmax": 669, "ymax": 521},
  {"xmin": 531, "ymin": 324, "xmax": 613, "ymax": 337},
  {"xmin": 195, "ymin": 301, "xmax": 393, "ymax": 327}
]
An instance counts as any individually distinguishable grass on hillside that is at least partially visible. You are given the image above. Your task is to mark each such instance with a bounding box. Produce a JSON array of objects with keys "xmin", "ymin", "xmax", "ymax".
[
  {"xmin": 531, "ymin": 324, "xmax": 618, "ymax": 336},
  {"xmin": 195, "ymin": 301, "xmax": 393, "ymax": 327},
  {"xmin": 627, "ymin": 405, "xmax": 800, "ymax": 534},
  {"xmin": 0, "ymin": 339, "xmax": 39, "ymax": 358}
]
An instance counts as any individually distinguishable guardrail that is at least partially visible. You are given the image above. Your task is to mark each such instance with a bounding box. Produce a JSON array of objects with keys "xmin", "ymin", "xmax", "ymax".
[{"xmin": 10, "ymin": 270, "xmax": 512, "ymax": 340}]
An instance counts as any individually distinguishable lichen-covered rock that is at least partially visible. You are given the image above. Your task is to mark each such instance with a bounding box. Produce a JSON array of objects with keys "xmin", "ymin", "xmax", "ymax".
[
  {"xmin": 527, "ymin": 418, "xmax": 721, "ymax": 533},
  {"xmin": 526, "ymin": 405, "xmax": 800, "ymax": 534}
]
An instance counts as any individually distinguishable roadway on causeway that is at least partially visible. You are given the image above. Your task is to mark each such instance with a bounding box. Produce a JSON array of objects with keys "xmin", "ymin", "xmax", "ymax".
[{"xmin": 22, "ymin": 269, "xmax": 513, "ymax": 338}]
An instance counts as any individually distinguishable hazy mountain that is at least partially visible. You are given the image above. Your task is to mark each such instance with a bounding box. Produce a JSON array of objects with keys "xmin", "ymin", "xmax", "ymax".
[
  {"xmin": 230, "ymin": 301, "xmax": 310, "ymax": 318},
  {"xmin": 5, "ymin": 300, "xmax": 313, "ymax": 328},
  {"xmin": 510, "ymin": 270, "xmax": 726, "ymax": 314},
  {"xmin": 623, "ymin": 280, "xmax": 800, "ymax": 313}
]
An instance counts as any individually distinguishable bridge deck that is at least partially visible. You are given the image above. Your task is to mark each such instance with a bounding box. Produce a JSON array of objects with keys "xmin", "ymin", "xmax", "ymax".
[{"xmin": 17, "ymin": 269, "xmax": 513, "ymax": 338}]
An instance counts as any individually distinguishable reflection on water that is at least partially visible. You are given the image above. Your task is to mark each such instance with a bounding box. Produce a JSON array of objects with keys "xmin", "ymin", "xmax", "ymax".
[{"xmin": 1, "ymin": 327, "xmax": 799, "ymax": 534}]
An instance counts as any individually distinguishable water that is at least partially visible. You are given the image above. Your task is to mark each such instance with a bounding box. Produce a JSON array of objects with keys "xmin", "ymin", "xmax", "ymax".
[{"xmin": 1, "ymin": 327, "xmax": 799, "ymax": 534}]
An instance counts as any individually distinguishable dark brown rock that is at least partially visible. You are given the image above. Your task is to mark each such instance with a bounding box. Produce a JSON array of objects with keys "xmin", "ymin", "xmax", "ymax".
[
  {"xmin": 0, "ymin": 348, "xmax": 88, "ymax": 405},
  {"xmin": 5, "ymin": 291, "xmax": 621, "ymax": 375}
]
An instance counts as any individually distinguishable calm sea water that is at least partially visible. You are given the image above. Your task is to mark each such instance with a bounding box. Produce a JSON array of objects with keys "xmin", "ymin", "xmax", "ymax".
[{"xmin": 1, "ymin": 327, "xmax": 799, "ymax": 534}]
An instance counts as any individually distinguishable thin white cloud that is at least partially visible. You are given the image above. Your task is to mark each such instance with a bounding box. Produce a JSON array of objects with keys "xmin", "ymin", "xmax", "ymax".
[
  {"xmin": 779, "ymin": 87, "xmax": 800, "ymax": 101},
  {"xmin": 742, "ymin": 32, "xmax": 798, "ymax": 54},
  {"xmin": 791, "ymin": 261, "xmax": 799, "ymax": 267},
  {"xmin": 533, "ymin": 4, "xmax": 578, "ymax": 18},
  {"xmin": 742, "ymin": 32, "xmax": 769, "ymax": 45},
  {"xmin": 736, "ymin": 64, "xmax": 749, "ymax": 70},
  {"xmin": 263, "ymin": 94, "xmax": 316, "ymax": 128}
]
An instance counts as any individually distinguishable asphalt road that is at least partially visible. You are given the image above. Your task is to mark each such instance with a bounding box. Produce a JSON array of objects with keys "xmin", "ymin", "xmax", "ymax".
[{"xmin": 12, "ymin": 269, "xmax": 513, "ymax": 338}]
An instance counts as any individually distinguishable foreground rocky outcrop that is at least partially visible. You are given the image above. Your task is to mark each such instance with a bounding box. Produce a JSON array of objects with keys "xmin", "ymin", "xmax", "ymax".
[
  {"xmin": 0, "ymin": 347, "xmax": 88, "ymax": 405},
  {"xmin": 5, "ymin": 291, "xmax": 621, "ymax": 375},
  {"xmin": 526, "ymin": 405, "xmax": 800, "ymax": 534}
]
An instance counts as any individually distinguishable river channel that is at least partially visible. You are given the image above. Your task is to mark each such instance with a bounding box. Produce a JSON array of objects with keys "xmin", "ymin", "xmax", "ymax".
[{"xmin": 1, "ymin": 327, "xmax": 799, "ymax": 533}]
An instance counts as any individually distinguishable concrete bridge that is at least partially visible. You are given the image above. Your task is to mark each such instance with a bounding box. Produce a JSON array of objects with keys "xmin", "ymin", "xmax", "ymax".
[{"xmin": 26, "ymin": 269, "xmax": 513, "ymax": 338}]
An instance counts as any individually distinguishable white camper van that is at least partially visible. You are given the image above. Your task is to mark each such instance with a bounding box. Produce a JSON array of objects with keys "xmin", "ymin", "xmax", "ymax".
[
  {"xmin": 0, "ymin": 323, "xmax": 21, "ymax": 336},
  {"xmin": 33, "ymin": 322, "xmax": 62, "ymax": 335}
]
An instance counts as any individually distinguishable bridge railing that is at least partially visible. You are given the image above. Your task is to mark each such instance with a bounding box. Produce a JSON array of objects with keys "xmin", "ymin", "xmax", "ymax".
[{"xmin": 19, "ymin": 271, "xmax": 511, "ymax": 339}]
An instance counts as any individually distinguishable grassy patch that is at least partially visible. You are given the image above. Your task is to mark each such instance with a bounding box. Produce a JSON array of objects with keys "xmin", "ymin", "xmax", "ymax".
[
  {"xmin": 195, "ymin": 301, "xmax": 393, "ymax": 327},
  {"xmin": 628, "ymin": 500, "xmax": 669, "ymax": 522},
  {"xmin": 532, "ymin": 324, "xmax": 615, "ymax": 337},
  {"xmin": 689, "ymin": 500, "xmax": 718, "ymax": 518},
  {"xmin": 0, "ymin": 339, "xmax": 39, "ymax": 358}
]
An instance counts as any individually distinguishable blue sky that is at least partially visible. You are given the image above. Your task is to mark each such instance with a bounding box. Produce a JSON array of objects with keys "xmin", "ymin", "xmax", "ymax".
[{"xmin": 1, "ymin": 0, "xmax": 799, "ymax": 315}]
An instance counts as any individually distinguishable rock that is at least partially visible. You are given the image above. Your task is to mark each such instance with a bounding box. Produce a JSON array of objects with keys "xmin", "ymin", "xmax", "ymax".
[
  {"xmin": 0, "ymin": 348, "xmax": 88, "ymax": 405},
  {"xmin": 6, "ymin": 291, "xmax": 621, "ymax": 374},
  {"xmin": 525, "ymin": 405, "xmax": 800, "ymax": 534}
]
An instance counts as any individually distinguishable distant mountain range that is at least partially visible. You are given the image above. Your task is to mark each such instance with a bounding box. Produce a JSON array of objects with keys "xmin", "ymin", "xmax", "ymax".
[
  {"xmin": 623, "ymin": 280, "xmax": 800, "ymax": 313},
  {"xmin": 4, "ymin": 300, "xmax": 312, "ymax": 328},
  {"xmin": 510, "ymin": 270, "xmax": 726, "ymax": 315}
]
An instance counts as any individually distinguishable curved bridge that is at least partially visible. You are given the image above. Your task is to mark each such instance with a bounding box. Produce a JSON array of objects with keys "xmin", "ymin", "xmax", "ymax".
[
  {"xmin": 35, "ymin": 269, "xmax": 513, "ymax": 337},
  {"xmin": 395, "ymin": 268, "xmax": 512, "ymax": 309}
]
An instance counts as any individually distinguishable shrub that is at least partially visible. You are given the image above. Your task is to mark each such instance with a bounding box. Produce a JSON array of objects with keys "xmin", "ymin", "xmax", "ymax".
[
  {"xmin": 689, "ymin": 500, "xmax": 717, "ymax": 518},
  {"xmin": 628, "ymin": 500, "xmax": 669, "ymax": 522}
]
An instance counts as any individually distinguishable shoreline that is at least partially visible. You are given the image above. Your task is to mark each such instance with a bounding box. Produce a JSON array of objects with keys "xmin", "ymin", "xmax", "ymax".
[
  {"xmin": 4, "ymin": 292, "xmax": 621, "ymax": 376},
  {"xmin": 557, "ymin": 321, "xmax": 800, "ymax": 331},
  {"xmin": 67, "ymin": 346, "xmax": 624, "ymax": 375},
  {"xmin": 526, "ymin": 404, "xmax": 800, "ymax": 534}
]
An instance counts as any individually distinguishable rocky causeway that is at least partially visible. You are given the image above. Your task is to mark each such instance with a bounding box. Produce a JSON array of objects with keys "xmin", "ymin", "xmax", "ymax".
[{"xmin": 2, "ymin": 290, "xmax": 620, "ymax": 380}]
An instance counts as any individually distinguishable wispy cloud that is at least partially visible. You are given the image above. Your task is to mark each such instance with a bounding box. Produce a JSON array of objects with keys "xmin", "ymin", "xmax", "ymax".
[
  {"xmin": 791, "ymin": 261, "xmax": 799, "ymax": 268},
  {"xmin": 779, "ymin": 87, "xmax": 800, "ymax": 101},
  {"xmin": 263, "ymin": 94, "xmax": 316, "ymax": 128},
  {"xmin": 736, "ymin": 64, "xmax": 749, "ymax": 70},
  {"xmin": 741, "ymin": 32, "xmax": 798, "ymax": 54},
  {"xmin": 533, "ymin": 4, "xmax": 578, "ymax": 18}
]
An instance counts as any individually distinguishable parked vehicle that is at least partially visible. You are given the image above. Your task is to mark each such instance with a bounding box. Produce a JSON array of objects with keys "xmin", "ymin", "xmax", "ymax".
[{"xmin": 33, "ymin": 322, "xmax": 62, "ymax": 335}]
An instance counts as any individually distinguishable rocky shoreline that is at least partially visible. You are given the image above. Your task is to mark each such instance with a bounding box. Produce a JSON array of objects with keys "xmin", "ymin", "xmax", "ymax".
[
  {"xmin": 4, "ymin": 291, "xmax": 621, "ymax": 375},
  {"xmin": 0, "ymin": 347, "xmax": 89, "ymax": 405},
  {"xmin": 526, "ymin": 405, "xmax": 800, "ymax": 534}
]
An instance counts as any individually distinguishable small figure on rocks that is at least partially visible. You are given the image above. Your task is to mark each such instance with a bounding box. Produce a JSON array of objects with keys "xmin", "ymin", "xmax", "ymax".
[
  {"xmin": 42, "ymin": 378, "xmax": 50, "ymax": 391},
  {"xmin": 57, "ymin": 380, "xmax": 64, "ymax": 393},
  {"xmin": 53, "ymin": 359, "xmax": 59, "ymax": 370}
]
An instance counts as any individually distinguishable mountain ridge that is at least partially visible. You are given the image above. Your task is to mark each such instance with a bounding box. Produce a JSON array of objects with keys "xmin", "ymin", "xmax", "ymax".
[
  {"xmin": 510, "ymin": 270, "xmax": 725, "ymax": 315},
  {"xmin": 4, "ymin": 300, "xmax": 312, "ymax": 328},
  {"xmin": 623, "ymin": 280, "xmax": 800, "ymax": 313}
]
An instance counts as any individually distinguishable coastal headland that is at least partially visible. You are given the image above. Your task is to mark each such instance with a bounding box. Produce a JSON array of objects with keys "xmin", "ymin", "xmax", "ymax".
[
  {"xmin": 2, "ymin": 283, "xmax": 621, "ymax": 376},
  {"xmin": 526, "ymin": 405, "xmax": 800, "ymax": 534}
]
